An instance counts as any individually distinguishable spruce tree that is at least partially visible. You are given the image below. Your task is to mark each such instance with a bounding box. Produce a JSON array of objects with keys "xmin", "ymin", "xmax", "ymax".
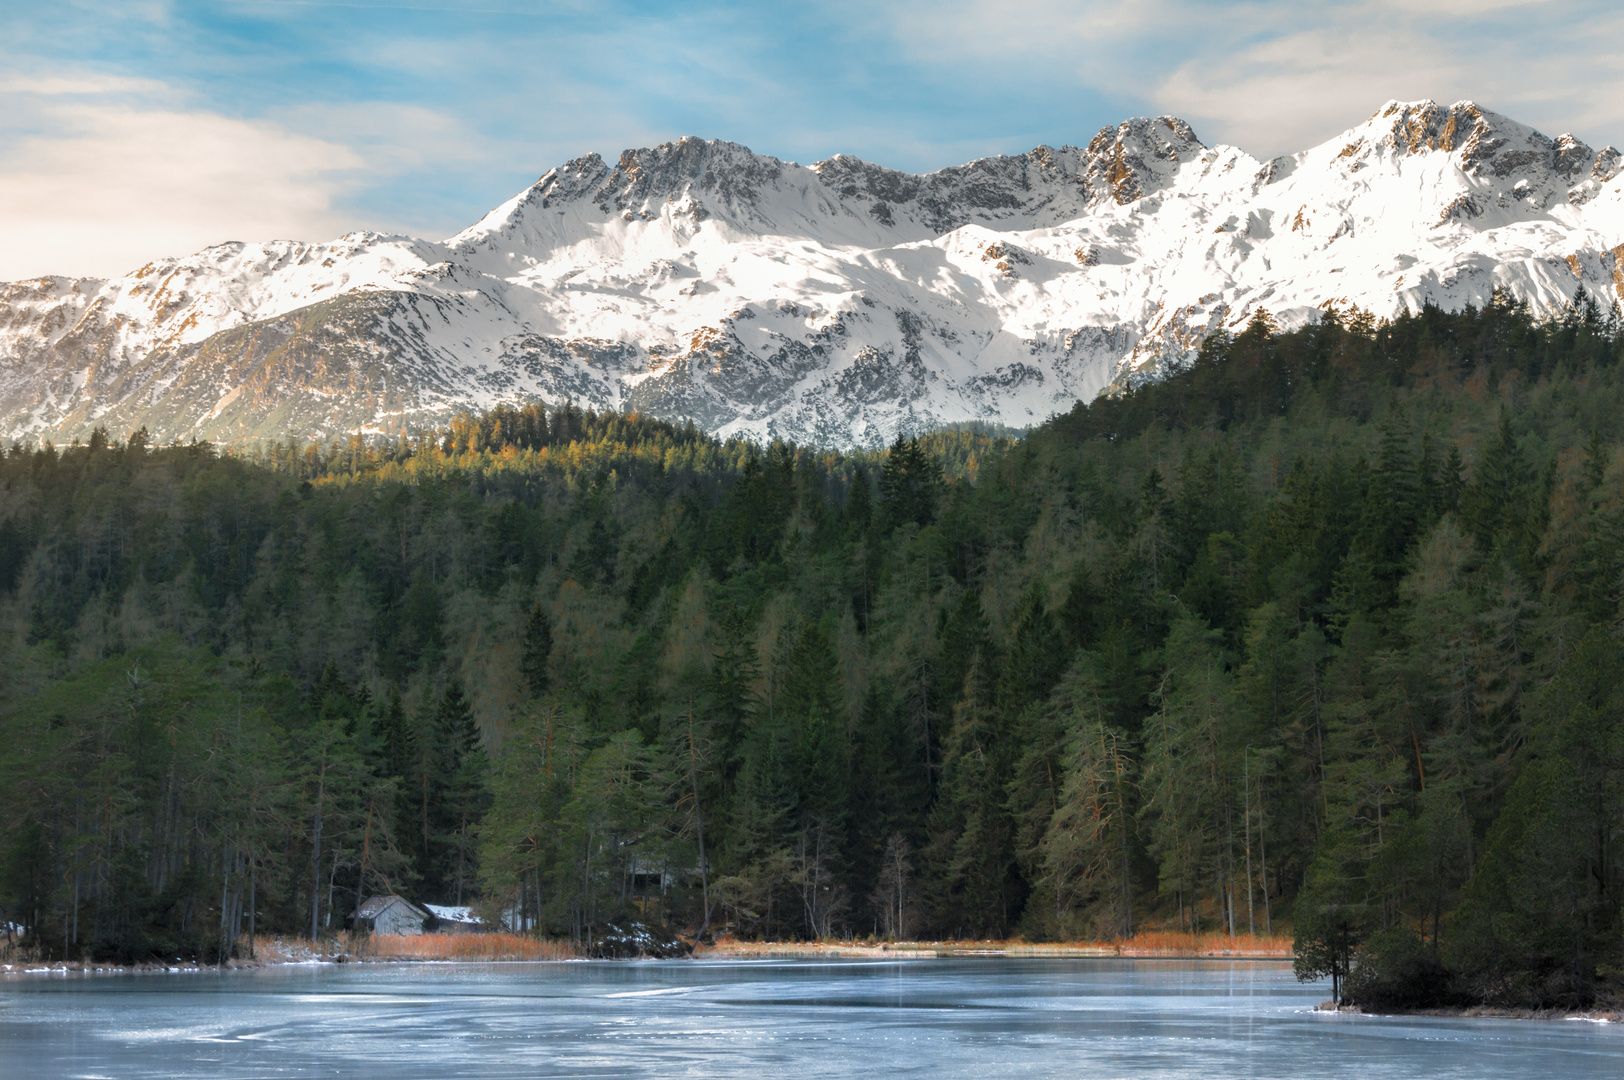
[
  {"xmin": 879, "ymin": 435, "xmax": 943, "ymax": 530},
  {"xmin": 520, "ymin": 605, "xmax": 553, "ymax": 698},
  {"xmin": 431, "ymin": 679, "xmax": 489, "ymax": 904}
]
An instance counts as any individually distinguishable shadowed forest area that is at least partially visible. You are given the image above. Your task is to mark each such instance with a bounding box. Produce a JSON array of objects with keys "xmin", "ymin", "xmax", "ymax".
[{"xmin": 2, "ymin": 290, "xmax": 1622, "ymax": 1010}]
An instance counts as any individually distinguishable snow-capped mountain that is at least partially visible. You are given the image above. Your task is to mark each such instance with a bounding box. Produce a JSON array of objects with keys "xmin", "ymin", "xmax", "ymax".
[{"xmin": 2, "ymin": 100, "xmax": 1621, "ymax": 448}]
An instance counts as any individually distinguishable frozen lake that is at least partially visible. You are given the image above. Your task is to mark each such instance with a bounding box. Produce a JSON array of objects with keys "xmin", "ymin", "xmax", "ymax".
[{"xmin": 1, "ymin": 958, "xmax": 1618, "ymax": 1078}]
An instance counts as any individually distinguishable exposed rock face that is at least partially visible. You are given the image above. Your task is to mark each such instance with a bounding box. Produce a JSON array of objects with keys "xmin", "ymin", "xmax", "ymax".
[
  {"xmin": 2, "ymin": 99, "xmax": 1621, "ymax": 449},
  {"xmin": 1084, "ymin": 116, "xmax": 1205, "ymax": 204}
]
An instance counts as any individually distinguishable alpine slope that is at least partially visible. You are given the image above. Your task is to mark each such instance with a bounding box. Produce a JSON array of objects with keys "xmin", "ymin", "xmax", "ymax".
[{"xmin": 2, "ymin": 99, "xmax": 1620, "ymax": 449}]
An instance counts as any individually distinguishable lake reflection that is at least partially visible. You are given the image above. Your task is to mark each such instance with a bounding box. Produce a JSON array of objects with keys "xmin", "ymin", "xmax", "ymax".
[{"xmin": 1, "ymin": 958, "xmax": 1618, "ymax": 1078}]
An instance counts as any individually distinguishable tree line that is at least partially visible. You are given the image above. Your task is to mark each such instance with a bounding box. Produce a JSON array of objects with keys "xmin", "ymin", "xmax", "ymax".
[{"xmin": 0, "ymin": 289, "xmax": 1621, "ymax": 1008}]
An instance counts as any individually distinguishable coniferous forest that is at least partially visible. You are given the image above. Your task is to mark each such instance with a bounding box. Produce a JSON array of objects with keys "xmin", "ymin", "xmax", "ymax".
[{"xmin": 2, "ymin": 291, "xmax": 1623, "ymax": 1010}]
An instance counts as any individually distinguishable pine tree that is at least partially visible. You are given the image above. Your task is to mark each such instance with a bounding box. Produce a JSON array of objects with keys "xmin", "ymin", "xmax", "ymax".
[
  {"xmin": 998, "ymin": 586, "xmax": 1070, "ymax": 719},
  {"xmin": 879, "ymin": 435, "xmax": 943, "ymax": 530},
  {"xmin": 1139, "ymin": 617, "xmax": 1244, "ymax": 935},
  {"xmin": 923, "ymin": 653, "xmax": 1018, "ymax": 937},
  {"xmin": 433, "ymin": 679, "xmax": 489, "ymax": 904},
  {"xmin": 1582, "ymin": 430, "xmax": 1609, "ymax": 491},
  {"xmin": 847, "ymin": 681, "xmax": 925, "ymax": 932},
  {"xmin": 844, "ymin": 466, "xmax": 873, "ymax": 538},
  {"xmin": 1044, "ymin": 718, "xmax": 1135, "ymax": 938},
  {"xmin": 1462, "ymin": 406, "xmax": 1539, "ymax": 569},
  {"xmin": 520, "ymin": 605, "xmax": 554, "ymax": 698}
]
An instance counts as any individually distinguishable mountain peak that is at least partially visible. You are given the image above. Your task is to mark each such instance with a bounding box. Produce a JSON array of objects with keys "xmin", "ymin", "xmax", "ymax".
[
  {"xmin": 1082, "ymin": 115, "xmax": 1206, "ymax": 204},
  {"xmin": 1374, "ymin": 99, "xmax": 1528, "ymax": 158},
  {"xmin": 594, "ymin": 137, "xmax": 789, "ymax": 216},
  {"xmin": 4, "ymin": 98, "xmax": 1622, "ymax": 449},
  {"xmin": 1352, "ymin": 99, "xmax": 1614, "ymax": 186}
]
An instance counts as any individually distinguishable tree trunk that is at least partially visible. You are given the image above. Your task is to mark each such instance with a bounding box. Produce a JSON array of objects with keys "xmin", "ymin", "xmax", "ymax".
[
  {"xmin": 310, "ymin": 809, "xmax": 323, "ymax": 941},
  {"xmin": 688, "ymin": 706, "xmax": 711, "ymax": 947},
  {"xmin": 1244, "ymin": 753, "xmax": 1254, "ymax": 936},
  {"xmin": 248, "ymin": 858, "xmax": 256, "ymax": 960},
  {"xmin": 219, "ymin": 838, "xmax": 231, "ymax": 964},
  {"xmin": 1258, "ymin": 781, "xmax": 1271, "ymax": 935}
]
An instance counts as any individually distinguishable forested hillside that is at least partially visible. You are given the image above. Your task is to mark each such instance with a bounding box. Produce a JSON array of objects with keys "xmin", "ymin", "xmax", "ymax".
[{"xmin": 2, "ymin": 290, "xmax": 1622, "ymax": 1009}]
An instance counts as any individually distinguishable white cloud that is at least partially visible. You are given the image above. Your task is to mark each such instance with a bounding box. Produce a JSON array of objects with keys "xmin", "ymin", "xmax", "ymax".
[
  {"xmin": 0, "ymin": 88, "xmax": 364, "ymax": 280},
  {"xmin": 1371, "ymin": 0, "xmax": 1552, "ymax": 14},
  {"xmin": 0, "ymin": 73, "xmax": 170, "ymax": 96},
  {"xmin": 1153, "ymin": 24, "xmax": 1468, "ymax": 156},
  {"xmin": 4, "ymin": 0, "xmax": 1620, "ymax": 286},
  {"xmin": 885, "ymin": 0, "xmax": 1170, "ymax": 61},
  {"xmin": 1153, "ymin": 2, "xmax": 1624, "ymax": 157},
  {"xmin": 882, "ymin": 0, "xmax": 1624, "ymax": 158}
]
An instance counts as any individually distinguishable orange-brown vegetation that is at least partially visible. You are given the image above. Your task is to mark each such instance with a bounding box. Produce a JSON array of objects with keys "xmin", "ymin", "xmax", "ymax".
[
  {"xmin": 362, "ymin": 933, "xmax": 583, "ymax": 962},
  {"xmin": 1110, "ymin": 931, "xmax": 1292, "ymax": 958}
]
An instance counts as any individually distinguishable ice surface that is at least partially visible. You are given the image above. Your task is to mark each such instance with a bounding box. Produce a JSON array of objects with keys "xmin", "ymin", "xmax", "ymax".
[{"xmin": 1, "ymin": 959, "xmax": 1619, "ymax": 1079}]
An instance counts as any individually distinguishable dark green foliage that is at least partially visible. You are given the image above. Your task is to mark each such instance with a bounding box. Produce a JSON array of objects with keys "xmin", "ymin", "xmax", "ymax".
[
  {"xmin": 1293, "ymin": 844, "xmax": 1371, "ymax": 1005},
  {"xmin": 1344, "ymin": 926, "xmax": 1456, "ymax": 1010},
  {"xmin": 520, "ymin": 606, "xmax": 554, "ymax": 697},
  {"xmin": 1444, "ymin": 628, "xmax": 1624, "ymax": 1007},
  {"xmin": 2, "ymin": 302, "xmax": 1624, "ymax": 1005},
  {"xmin": 0, "ymin": 816, "xmax": 50, "ymax": 944},
  {"xmin": 401, "ymin": 679, "xmax": 491, "ymax": 904},
  {"xmin": 999, "ymin": 587, "xmax": 1070, "ymax": 718},
  {"xmin": 879, "ymin": 435, "xmax": 943, "ymax": 530}
]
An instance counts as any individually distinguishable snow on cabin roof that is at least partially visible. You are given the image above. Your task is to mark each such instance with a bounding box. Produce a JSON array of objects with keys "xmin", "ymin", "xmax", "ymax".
[
  {"xmin": 423, "ymin": 904, "xmax": 480, "ymax": 924},
  {"xmin": 357, "ymin": 895, "xmax": 426, "ymax": 919}
]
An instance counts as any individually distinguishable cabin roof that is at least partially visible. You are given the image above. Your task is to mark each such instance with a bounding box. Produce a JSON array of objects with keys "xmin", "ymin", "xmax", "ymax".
[
  {"xmin": 423, "ymin": 903, "xmax": 480, "ymax": 924},
  {"xmin": 356, "ymin": 895, "xmax": 427, "ymax": 920}
]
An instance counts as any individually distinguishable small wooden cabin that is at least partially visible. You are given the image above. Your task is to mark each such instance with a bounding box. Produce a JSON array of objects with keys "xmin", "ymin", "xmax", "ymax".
[
  {"xmin": 354, "ymin": 895, "xmax": 430, "ymax": 936},
  {"xmin": 423, "ymin": 904, "xmax": 487, "ymax": 934}
]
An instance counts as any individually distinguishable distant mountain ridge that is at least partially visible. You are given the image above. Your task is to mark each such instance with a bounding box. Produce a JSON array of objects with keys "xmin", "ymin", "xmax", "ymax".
[{"xmin": 2, "ymin": 99, "xmax": 1621, "ymax": 448}]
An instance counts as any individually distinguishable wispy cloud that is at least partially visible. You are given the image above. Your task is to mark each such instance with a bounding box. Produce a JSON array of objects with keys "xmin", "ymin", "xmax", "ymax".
[
  {"xmin": 0, "ymin": 81, "xmax": 365, "ymax": 279},
  {"xmin": 0, "ymin": 73, "xmax": 172, "ymax": 96},
  {"xmin": 885, "ymin": 0, "xmax": 1623, "ymax": 157},
  {"xmin": 0, "ymin": 0, "xmax": 1619, "ymax": 279},
  {"xmin": 1153, "ymin": 1, "xmax": 1624, "ymax": 156}
]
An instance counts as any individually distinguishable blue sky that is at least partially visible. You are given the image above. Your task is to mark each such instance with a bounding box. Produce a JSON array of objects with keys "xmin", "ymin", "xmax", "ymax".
[{"xmin": 3, "ymin": 0, "xmax": 1621, "ymax": 278}]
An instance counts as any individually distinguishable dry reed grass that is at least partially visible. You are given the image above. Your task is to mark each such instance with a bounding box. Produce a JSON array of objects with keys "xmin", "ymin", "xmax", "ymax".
[
  {"xmin": 364, "ymin": 932, "xmax": 583, "ymax": 962},
  {"xmin": 1111, "ymin": 931, "xmax": 1292, "ymax": 957},
  {"xmin": 248, "ymin": 935, "xmax": 332, "ymax": 964}
]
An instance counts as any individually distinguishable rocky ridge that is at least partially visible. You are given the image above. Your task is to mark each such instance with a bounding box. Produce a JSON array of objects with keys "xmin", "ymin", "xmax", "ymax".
[{"xmin": 1, "ymin": 100, "xmax": 1620, "ymax": 448}]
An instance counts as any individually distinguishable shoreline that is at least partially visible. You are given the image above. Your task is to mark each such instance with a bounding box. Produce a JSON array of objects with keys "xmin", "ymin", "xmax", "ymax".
[
  {"xmin": 1315, "ymin": 1000, "xmax": 1620, "ymax": 1023},
  {"xmin": 6, "ymin": 948, "xmax": 1617, "ymax": 1022},
  {"xmin": 0, "ymin": 933, "xmax": 573, "ymax": 976},
  {"xmin": 695, "ymin": 937, "xmax": 1292, "ymax": 961},
  {"xmin": 1, "ymin": 944, "xmax": 1291, "ymax": 976},
  {"xmin": 2, "ymin": 931, "xmax": 1294, "ymax": 976}
]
